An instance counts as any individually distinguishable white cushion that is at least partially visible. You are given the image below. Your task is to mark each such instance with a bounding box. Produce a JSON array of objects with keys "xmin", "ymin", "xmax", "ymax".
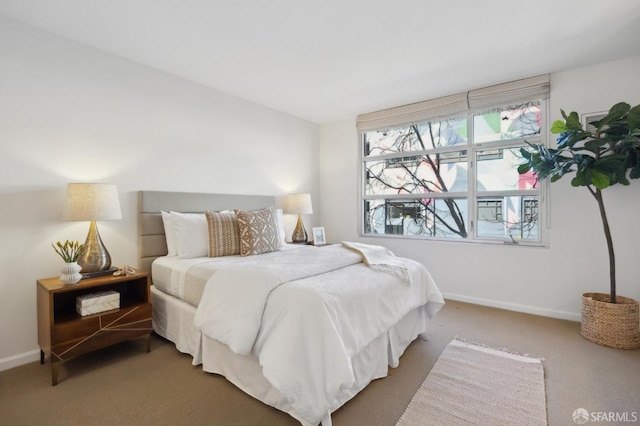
[
  {"xmin": 275, "ymin": 208, "xmax": 286, "ymax": 247},
  {"xmin": 170, "ymin": 211, "xmax": 208, "ymax": 258},
  {"xmin": 161, "ymin": 211, "xmax": 177, "ymax": 256}
]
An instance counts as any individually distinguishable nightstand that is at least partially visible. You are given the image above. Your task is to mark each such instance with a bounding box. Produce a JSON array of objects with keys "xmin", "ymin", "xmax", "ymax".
[{"xmin": 36, "ymin": 272, "xmax": 152, "ymax": 386}]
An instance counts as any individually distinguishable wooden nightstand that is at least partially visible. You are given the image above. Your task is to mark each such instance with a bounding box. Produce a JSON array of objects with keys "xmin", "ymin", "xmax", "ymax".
[{"xmin": 36, "ymin": 272, "xmax": 152, "ymax": 386}]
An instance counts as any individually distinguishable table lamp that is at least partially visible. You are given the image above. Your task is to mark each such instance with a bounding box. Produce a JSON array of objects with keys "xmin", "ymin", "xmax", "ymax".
[
  {"xmin": 284, "ymin": 193, "xmax": 313, "ymax": 243},
  {"xmin": 63, "ymin": 183, "xmax": 122, "ymax": 274}
]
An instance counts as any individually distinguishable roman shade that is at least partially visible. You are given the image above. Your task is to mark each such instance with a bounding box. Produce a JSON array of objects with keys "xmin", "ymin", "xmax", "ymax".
[{"xmin": 356, "ymin": 74, "xmax": 550, "ymax": 132}]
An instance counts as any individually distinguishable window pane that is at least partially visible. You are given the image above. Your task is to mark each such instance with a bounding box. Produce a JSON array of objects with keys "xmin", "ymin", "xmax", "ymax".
[
  {"xmin": 473, "ymin": 101, "xmax": 541, "ymax": 143},
  {"xmin": 364, "ymin": 198, "xmax": 468, "ymax": 238},
  {"xmin": 476, "ymin": 196, "xmax": 539, "ymax": 241},
  {"xmin": 364, "ymin": 117, "xmax": 467, "ymax": 156},
  {"xmin": 365, "ymin": 152, "xmax": 468, "ymax": 196},
  {"xmin": 476, "ymin": 147, "xmax": 536, "ymax": 191},
  {"xmin": 360, "ymin": 90, "xmax": 546, "ymax": 244}
]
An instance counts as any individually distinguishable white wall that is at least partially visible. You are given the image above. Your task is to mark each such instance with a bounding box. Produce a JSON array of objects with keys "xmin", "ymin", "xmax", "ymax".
[
  {"xmin": 318, "ymin": 55, "xmax": 640, "ymax": 321},
  {"xmin": 3, "ymin": 13, "xmax": 639, "ymax": 372},
  {"xmin": 0, "ymin": 16, "xmax": 319, "ymax": 370}
]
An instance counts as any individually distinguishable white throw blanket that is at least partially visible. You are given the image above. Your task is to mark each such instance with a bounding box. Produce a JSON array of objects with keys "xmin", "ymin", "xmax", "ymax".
[{"xmin": 341, "ymin": 241, "xmax": 410, "ymax": 284}]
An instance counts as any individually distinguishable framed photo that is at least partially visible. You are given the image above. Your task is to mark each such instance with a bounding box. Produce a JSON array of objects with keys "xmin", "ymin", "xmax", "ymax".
[
  {"xmin": 312, "ymin": 227, "xmax": 326, "ymax": 246},
  {"xmin": 581, "ymin": 111, "xmax": 608, "ymax": 134}
]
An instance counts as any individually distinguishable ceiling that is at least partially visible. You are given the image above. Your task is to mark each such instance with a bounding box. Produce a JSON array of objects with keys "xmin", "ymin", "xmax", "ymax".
[{"xmin": 1, "ymin": 0, "xmax": 640, "ymax": 124}]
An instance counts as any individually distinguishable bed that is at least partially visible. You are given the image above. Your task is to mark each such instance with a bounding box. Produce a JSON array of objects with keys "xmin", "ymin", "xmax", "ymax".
[{"xmin": 138, "ymin": 190, "xmax": 444, "ymax": 426}]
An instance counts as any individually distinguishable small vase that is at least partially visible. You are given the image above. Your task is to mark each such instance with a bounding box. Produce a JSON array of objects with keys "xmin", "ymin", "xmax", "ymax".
[{"xmin": 60, "ymin": 262, "xmax": 82, "ymax": 285}]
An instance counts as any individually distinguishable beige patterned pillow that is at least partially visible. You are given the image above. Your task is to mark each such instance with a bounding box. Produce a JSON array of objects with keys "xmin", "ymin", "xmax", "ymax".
[
  {"xmin": 205, "ymin": 211, "xmax": 241, "ymax": 257},
  {"xmin": 235, "ymin": 207, "xmax": 281, "ymax": 256}
]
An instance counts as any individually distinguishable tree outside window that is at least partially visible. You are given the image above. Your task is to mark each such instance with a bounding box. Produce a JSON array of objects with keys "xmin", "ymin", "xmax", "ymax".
[{"xmin": 361, "ymin": 101, "xmax": 544, "ymax": 244}]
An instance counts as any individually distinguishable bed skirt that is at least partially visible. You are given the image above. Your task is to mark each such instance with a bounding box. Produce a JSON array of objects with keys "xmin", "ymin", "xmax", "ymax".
[{"xmin": 151, "ymin": 285, "xmax": 432, "ymax": 425}]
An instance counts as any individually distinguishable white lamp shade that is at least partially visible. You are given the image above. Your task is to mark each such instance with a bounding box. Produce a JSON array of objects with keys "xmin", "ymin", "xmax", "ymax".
[
  {"xmin": 63, "ymin": 183, "xmax": 122, "ymax": 221},
  {"xmin": 284, "ymin": 193, "xmax": 313, "ymax": 215}
]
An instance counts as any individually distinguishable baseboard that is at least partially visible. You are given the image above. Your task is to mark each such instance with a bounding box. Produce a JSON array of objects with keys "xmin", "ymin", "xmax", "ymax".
[
  {"xmin": 441, "ymin": 292, "xmax": 581, "ymax": 322},
  {"xmin": 0, "ymin": 349, "xmax": 40, "ymax": 372}
]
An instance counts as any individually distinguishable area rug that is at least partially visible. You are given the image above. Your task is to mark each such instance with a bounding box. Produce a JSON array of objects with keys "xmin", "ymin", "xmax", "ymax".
[{"xmin": 396, "ymin": 339, "xmax": 547, "ymax": 425}]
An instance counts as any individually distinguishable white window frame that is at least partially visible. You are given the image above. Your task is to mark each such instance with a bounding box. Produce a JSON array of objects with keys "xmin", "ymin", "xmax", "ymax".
[{"xmin": 356, "ymin": 76, "xmax": 550, "ymax": 247}]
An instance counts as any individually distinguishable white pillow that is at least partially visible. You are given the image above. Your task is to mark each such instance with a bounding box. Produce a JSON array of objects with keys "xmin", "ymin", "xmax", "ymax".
[
  {"xmin": 275, "ymin": 208, "xmax": 286, "ymax": 247},
  {"xmin": 170, "ymin": 211, "xmax": 208, "ymax": 258},
  {"xmin": 161, "ymin": 211, "xmax": 177, "ymax": 256}
]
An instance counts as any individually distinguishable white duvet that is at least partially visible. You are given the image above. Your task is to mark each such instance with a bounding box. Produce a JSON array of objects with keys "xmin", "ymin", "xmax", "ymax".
[{"xmin": 194, "ymin": 243, "xmax": 444, "ymax": 425}]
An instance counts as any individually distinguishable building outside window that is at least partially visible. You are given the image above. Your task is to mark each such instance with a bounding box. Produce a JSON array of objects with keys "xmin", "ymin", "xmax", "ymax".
[{"xmin": 357, "ymin": 75, "xmax": 549, "ymax": 245}]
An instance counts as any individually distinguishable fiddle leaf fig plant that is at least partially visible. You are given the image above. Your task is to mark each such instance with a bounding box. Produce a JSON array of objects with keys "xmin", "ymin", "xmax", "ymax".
[{"xmin": 518, "ymin": 102, "xmax": 640, "ymax": 303}]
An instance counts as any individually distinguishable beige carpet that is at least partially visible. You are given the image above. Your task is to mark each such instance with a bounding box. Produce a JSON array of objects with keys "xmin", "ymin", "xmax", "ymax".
[
  {"xmin": 396, "ymin": 339, "xmax": 547, "ymax": 426},
  {"xmin": 3, "ymin": 300, "xmax": 639, "ymax": 425}
]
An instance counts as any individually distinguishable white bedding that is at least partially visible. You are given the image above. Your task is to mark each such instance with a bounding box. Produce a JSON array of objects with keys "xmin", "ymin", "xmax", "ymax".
[
  {"xmin": 151, "ymin": 286, "xmax": 434, "ymax": 426},
  {"xmin": 152, "ymin": 244, "xmax": 300, "ymax": 303},
  {"xmin": 151, "ymin": 243, "xmax": 444, "ymax": 426},
  {"xmin": 194, "ymin": 244, "xmax": 364, "ymax": 354}
]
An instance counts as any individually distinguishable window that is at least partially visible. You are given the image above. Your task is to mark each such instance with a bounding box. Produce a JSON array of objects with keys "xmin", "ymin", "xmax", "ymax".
[{"xmin": 357, "ymin": 75, "xmax": 549, "ymax": 245}]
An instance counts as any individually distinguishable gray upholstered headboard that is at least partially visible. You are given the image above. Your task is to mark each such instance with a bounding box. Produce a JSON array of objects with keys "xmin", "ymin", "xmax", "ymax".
[{"xmin": 138, "ymin": 191, "xmax": 276, "ymax": 273}]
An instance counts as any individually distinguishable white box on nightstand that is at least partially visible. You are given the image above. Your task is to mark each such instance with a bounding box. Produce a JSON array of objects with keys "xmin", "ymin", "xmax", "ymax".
[{"xmin": 76, "ymin": 290, "xmax": 120, "ymax": 316}]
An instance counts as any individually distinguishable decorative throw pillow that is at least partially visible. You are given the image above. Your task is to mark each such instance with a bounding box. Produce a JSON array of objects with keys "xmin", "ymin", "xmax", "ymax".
[
  {"xmin": 205, "ymin": 211, "xmax": 241, "ymax": 257},
  {"xmin": 235, "ymin": 207, "xmax": 281, "ymax": 256}
]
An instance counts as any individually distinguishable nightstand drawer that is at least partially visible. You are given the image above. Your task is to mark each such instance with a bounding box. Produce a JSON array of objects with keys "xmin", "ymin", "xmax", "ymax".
[
  {"xmin": 51, "ymin": 303, "xmax": 152, "ymax": 344},
  {"xmin": 51, "ymin": 317, "xmax": 152, "ymax": 361}
]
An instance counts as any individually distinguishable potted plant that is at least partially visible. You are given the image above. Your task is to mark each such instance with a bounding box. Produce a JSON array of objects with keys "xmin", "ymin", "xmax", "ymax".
[
  {"xmin": 52, "ymin": 240, "xmax": 84, "ymax": 285},
  {"xmin": 518, "ymin": 101, "xmax": 640, "ymax": 349}
]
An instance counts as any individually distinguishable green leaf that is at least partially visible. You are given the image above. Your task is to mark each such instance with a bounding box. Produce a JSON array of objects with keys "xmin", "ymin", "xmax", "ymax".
[
  {"xmin": 628, "ymin": 104, "xmax": 640, "ymax": 131},
  {"xmin": 52, "ymin": 239, "xmax": 83, "ymax": 263},
  {"xmin": 517, "ymin": 164, "xmax": 531, "ymax": 174},
  {"xmin": 557, "ymin": 130, "xmax": 591, "ymax": 149},
  {"xmin": 590, "ymin": 169, "xmax": 610, "ymax": 189},
  {"xmin": 584, "ymin": 138, "xmax": 610, "ymax": 152},
  {"xmin": 565, "ymin": 111, "xmax": 582, "ymax": 131},
  {"xmin": 551, "ymin": 120, "xmax": 567, "ymax": 134},
  {"xmin": 594, "ymin": 155, "xmax": 626, "ymax": 172},
  {"xmin": 561, "ymin": 163, "xmax": 574, "ymax": 176},
  {"xmin": 571, "ymin": 168, "xmax": 587, "ymax": 186},
  {"xmin": 603, "ymin": 102, "xmax": 630, "ymax": 125}
]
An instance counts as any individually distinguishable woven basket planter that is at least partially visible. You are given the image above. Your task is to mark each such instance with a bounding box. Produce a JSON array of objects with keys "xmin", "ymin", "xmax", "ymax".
[{"xmin": 581, "ymin": 293, "xmax": 640, "ymax": 349}]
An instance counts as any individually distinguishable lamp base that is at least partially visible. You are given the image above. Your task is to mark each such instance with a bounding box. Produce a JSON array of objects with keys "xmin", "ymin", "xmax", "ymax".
[
  {"xmin": 291, "ymin": 214, "xmax": 308, "ymax": 243},
  {"xmin": 81, "ymin": 267, "xmax": 119, "ymax": 279},
  {"xmin": 78, "ymin": 221, "xmax": 112, "ymax": 273}
]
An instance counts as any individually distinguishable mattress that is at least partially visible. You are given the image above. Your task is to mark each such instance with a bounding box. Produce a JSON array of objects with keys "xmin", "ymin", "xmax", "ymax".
[{"xmin": 152, "ymin": 243, "xmax": 301, "ymax": 305}]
